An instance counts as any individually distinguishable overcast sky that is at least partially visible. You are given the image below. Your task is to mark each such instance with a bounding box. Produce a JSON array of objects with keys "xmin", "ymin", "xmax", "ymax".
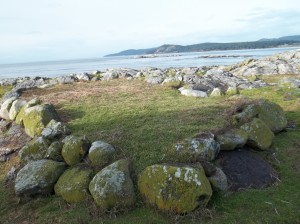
[{"xmin": 0, "ymin": 0, "xmax": 299, "ymax": 63}]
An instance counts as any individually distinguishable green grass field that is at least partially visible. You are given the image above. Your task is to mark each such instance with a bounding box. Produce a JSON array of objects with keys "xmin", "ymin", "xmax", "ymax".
[{"xmin": 0, "ymin": 79, "xmax": 299, "ymax": 223}]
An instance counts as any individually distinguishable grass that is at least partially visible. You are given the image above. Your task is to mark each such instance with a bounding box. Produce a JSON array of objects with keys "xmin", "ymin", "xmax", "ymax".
[{"xmin": 0, "ymin": 79, "xmax": 300, "ymax": 223}]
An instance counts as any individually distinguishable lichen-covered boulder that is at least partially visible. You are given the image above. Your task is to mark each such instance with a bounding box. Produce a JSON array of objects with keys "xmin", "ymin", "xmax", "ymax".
[
  {"xmin": 46, "ymin": 141, "xmax": 64, "ymax": 162},
  {"xmin": 0, "ymin": 97, "xmax": 17, "ymax": 120},
  {"xmin": 233, "ymin": 100, "xmax": 287, "ymax": 133},
  {"xmin": 210, "ymin": 88, "xmax": 223, "ymax": 97},
  {"xmin": 175, "ymin": 133, "xmax": 220, "ymax": 161},
  {"xmin": 240, "ymin": 118, "xmax": 274, "ymax": 150},
  {"xmin": 54, "ymin": 166, "xmax": 93, "ymax": 203},
  {"xmin": 8, "ymin": 99, "xmax": 27, "ymax": 120},
  {"xmin": 19, "ymin": 137, "xmax": 50, "ymax": 164},
  {"xmin": 255, "ymin": 100, "xmax": 287, "ymax": 133},
  {"xmin": 88, "ymin": 141, "xmax": 116, "ymax": 168},
  {"xmin": 89, "ymin": 159, "xmax": 135, "ymax": 209},
  {"xmin": 216, "ymin": 129, "xmax": 248, "ymax": 150},
  {"xmin": 17, "ymin": 104, "xmax": 60, "ymax": 138},
  {"xmin": 138, "ymin": 164, "xmax": 212, "ymax": 213},
  {"xmin": 15, "ymin": 99, "xmax": 41, "ymax": 125},
  {"xmin": 15, "ymin": 159, "xmax": 66, "ymax": 197},
  {"xmin": 42, "ymin": 119, "xmax": 71, "ymax": 140},
  {"xmin": 226, "ymin": 87, "xmax": 239, "ymax": 96},
  {"xmin": 61, "ymin": 135, "xmax": 90, "ymax": 166}
]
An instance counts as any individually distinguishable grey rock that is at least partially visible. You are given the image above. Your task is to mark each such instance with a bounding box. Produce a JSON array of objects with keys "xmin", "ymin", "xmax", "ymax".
[
  {"xmin": 57, "ymin": 76, "xmax": 75, "ymax": 84},
  {"xmin": 9, "ymin": 99, "xmax": 27, "ymax": 120},
  {"xmin": 0, "ymin": 97, "xmax": 17, "ymax": 120},
  {"xmin": 179, "ymin": 87, "xmax": 207, "ymax": 97},
  {"xmin": 41, "ymin": 119, "xmax": 71, "ymax": 140}
]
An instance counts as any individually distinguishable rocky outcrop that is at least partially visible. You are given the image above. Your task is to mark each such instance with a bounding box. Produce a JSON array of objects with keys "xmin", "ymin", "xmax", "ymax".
[
  {"xmin": 138, "ymin": 164, "xmax": 212, "ymax": 213},
  {"xmin": 225, "ymin": 50, "xmax": 300, "ymax": 76}
]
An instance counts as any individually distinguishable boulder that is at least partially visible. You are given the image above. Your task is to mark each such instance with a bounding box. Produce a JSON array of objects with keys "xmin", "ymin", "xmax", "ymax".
[
  {"xmin": 41, "ymin": 119, "xmax": 71, "ymax": 140},
  {"xmin": 16, "ymin": 104, "xmax": 60, "ymax": 138},
  {"xmin": 89, "ymin": 159, "xmax": 135, "ymax": 209},
  {"xmin": 45, "ymin": 141, "xmax": 64, "ymax": 162},
  {"xmin": 178, "ymin": 87, "xmax": 208, "ymax": 98},
  {"xmin": 61, "ymin": 135, "xmax": 90, "ymax": 166},
  {"xmin": 19, "ymin": 137, "xmax": 50, "ymax": 164},
  {"xmin": 226, "ymin": 87, "xmax": 239, "ymax": 96},
  {"xmin": 88, "ymin": 141, "xmax": 116, "ymax": 168},
  {"xmin": 210, "ymin": 88, "xmax": 223, "ymax": 97},
  {"xmin": 207, "ymin": 167, "xmax": 228, "ymax": 192},
  {"xmin": 8, "ymin": 99, "xmax": 27, "ymax": 120},
  {"xmin": 15, "ymin": 159, "xmax": 66, "ymax": 197},
  {"xmin": 55, "ymin": 166, "xmax": 93, "ymax": 203},
  {"xmin": 175, "ymin": 133, "xmax": 220, "ymax": 161},
  {"xmin": 0, "ymin": 97, "xmax": 17, "ymax": 120},
  {"xmin": 57, "ymin": 76, "xmax": 75, "ymax": 85},
  {"xmin": 145, "ymin": 76, "xmax": 164, "ymax": 84},
  {"xmin": 138, "ymin": 164, "xmax": 212, "ymax": 213},
  {"xmin": 234, "ymin": 100, "xmax": 287, "ymax": 133},
  {"xmin": 240, "ymin": 118, "xmax": 274, "ymax": 150},
  {"xmin": 216, "ymin": 129, "xmax": 248, "ymax": 150}
]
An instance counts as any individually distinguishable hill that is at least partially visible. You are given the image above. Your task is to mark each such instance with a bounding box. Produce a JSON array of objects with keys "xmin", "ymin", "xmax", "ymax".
[{"xmin": 105, "ymin": 35, "xmax": 300, "ymax": 57}]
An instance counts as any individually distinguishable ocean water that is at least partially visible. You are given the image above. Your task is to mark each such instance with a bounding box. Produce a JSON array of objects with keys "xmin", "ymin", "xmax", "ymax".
[{"xmin": 0, "ymin": 47, "xmax": 299, "ymax": 79}]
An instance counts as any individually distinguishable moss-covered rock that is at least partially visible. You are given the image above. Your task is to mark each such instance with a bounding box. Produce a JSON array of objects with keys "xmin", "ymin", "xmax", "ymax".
[
  {"xmin": 89, "ymin": 159, "xmax": 135, "ymax": 209},
  {"xmin": 61, "ymin": 135, "xmax": 90, "ymax": 166},
  {"xmin": 88, "ymin": 141, "xmax": 116, "ymax": 168},
  {"xmin": 41, "ymin": 119, "xmax": 71, "ymax": 140},
  {"xmin": 210, "ymin": 88, "xmax": 223, "ymax": 97},
  {"xmin": 216, "ymin": 129, "xmax": 248, "ymax": 150},
  {"xmin": 19, "ymin": 104, "xmax": 60, "ymax": 138},
  {"xmin": 226, "ymin": 87, "xmax": 239, "ymax": 96},
  {"xmin": 240, "ymin": 118, "xmax": 274, "ymax": 150},
  {"xmin": 15, "ymin": 98, "xmax": 41, "ymax": 125},
  {"xmin": 175, "ymin": 133, "xmax": 220, "ymax": 161},
  {"xmin": 256, "ymin": 100, "xmax": 287, "ymax": 133},
  {"xmin": 19, "ymin": 137, "xmax": 50, "ymax": 164},
  {"xmin": 233, "ymin": 100, "xmax": 287, "ymax": 133},
  {"xmin": 138, "ymin": 164, "xmax": 212, "ymax": 213},
  {"xmin": 15, "ymin": 159, "xmax": 66, "ymax": 197},
  {"xmin": 0, "ymin": 97, "xmax": 17, "ymax": 120},
  {"xmin": 46, "ymin": 141, "xmax": 64, "ymax": 162},
  {"xmin": 54, "ymin": 166, "xmax": 93, "ymax": 203}
]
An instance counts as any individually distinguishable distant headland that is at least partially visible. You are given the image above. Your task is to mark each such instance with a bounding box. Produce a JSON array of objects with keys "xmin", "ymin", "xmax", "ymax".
[{"xmin": 105, "ymin": 35, "xmax": 300, "ymax": 57}]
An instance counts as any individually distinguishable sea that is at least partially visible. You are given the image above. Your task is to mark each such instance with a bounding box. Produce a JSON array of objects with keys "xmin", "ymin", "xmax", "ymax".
[{"xmin": 0, "ymin": 47, "xmax": 299, "ymax": 79}]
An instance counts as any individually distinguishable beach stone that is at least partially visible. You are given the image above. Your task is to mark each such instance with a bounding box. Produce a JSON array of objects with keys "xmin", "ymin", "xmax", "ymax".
[
  {"xmin": 240, "ymin": 118, "xmax": 274, "ymax": 150},
  {"xmin": 88, "ymin": 141, "xmax": 116, "ymax": 168},
  {"xmin": 15, "ymin": 159, "xmax": 66, "ymax": 197},
  {"xmin": 45, "ymin": 141, "xmax": 64, "ymax": 162},
  {"xmin": 19, "ymin": 136, "xmax": 50, "ymax": 164},
  {"xmin": 179, "ymin": 87, "xmax": 208, "ymax": 97},
  {"xmin": 175, "ymin": 133, "xmax": 220, "ymax": 161},
  {"xmin": 55, "ymin": 166, "xmax": 93, "ymax": 203},
  {"xmin": 138, "ymin": 164, "xmax": 212, "ymax": 213},
  {"xmin": 0, "ymin": 97, "xmax": 17, "ymax": 120},
  {"xmin": 8, "ymin": 99, "xmax": 27, "ymax": 120},
  {"xmin": 41, "ymin": 119, "xmax": 71, "ymax": 140},
  {"xmin": 61, "ymin": 135, "xmax": 90, "ymax": 166},
  {"xmin": 57, "ymin": 76, "xmax": 75, "ymax": 84},
  {"xmin": 89, "ymin": 159, "xmax": 135, "ymax": 209},
  {"xmin": 216, "ymin": 129, "xmax": 248, "ymax": 150}
]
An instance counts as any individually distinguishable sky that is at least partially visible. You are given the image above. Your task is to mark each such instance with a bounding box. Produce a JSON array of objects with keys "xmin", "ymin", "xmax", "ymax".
[{"xmin": 0, "ymin": 0, "xmax": 299, "ymax": 63}]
